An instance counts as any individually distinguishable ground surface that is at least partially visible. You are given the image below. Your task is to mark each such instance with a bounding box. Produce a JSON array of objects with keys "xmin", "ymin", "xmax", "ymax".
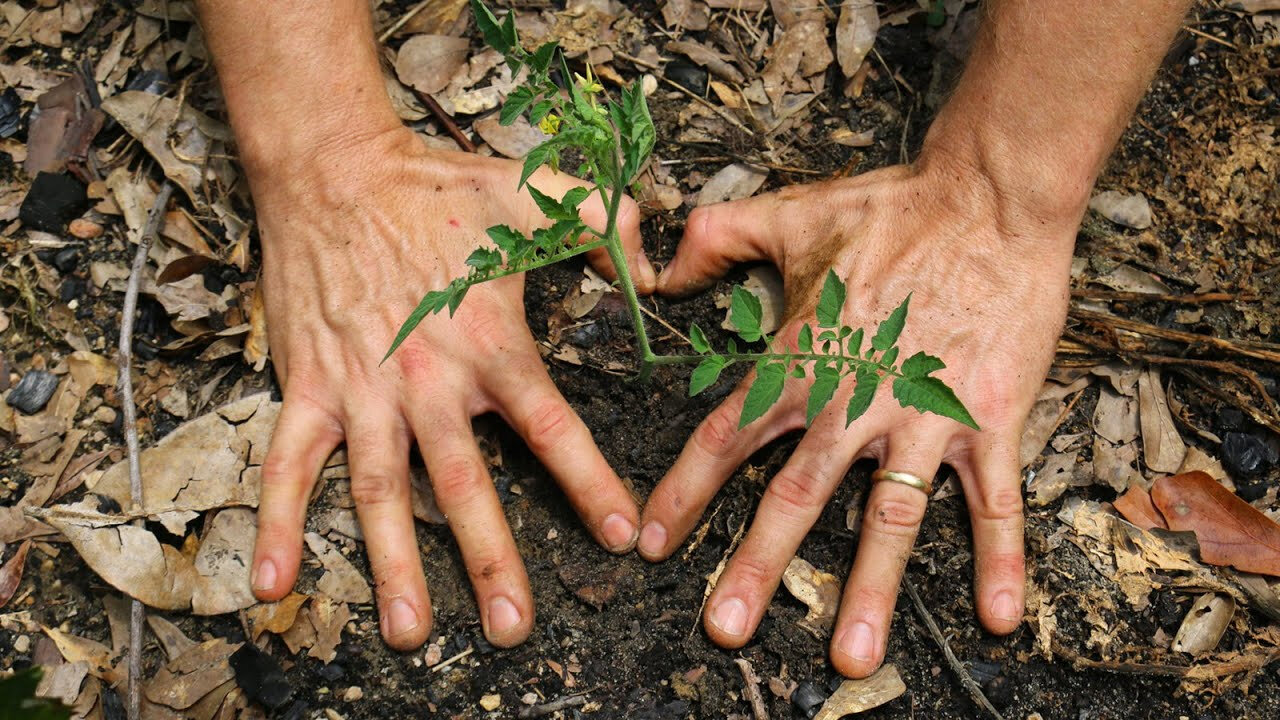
[{"xmin": 2, "ymin": 1, "xmax": 1279, "ymax": 719}]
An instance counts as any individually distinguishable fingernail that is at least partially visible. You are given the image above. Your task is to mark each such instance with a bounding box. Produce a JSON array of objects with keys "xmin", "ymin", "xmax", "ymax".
[
  {"xmin": 601, "ymin": 513, "xmax": 637, "ymax": 552},
  {"xmin": 487, "ymin": 596, "xmax": 522, "ymax": 636},
  {"xmin": 637, "ymin": 522, "xmax": 667, "ymax": 557},
  {"xmin": 839, "ymin": 622, "xmax": 876, "ymax": 661},
  {"xmin": 635, "ymin": 251, "xmax": 657, "ymax": 290},
  {"xmin": 382, "ymin": 598, "xmax": 420, "ymax": 638},
  {"xmin": 708, "ymin": 597, "xmax": 748, "ymax": 636},
  {"xmin": 991, "ymin": 591, "xmax": 1020, "ymax": 622},
  {"xmin": 252, "ymin": 559, "xmax": 276, "ymax": 592}
]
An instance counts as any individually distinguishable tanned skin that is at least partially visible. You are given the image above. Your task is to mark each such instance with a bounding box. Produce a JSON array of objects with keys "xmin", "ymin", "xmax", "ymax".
[{"xmin": 196, "ymin": 0, "xmax": 1191, "ymax": 677}]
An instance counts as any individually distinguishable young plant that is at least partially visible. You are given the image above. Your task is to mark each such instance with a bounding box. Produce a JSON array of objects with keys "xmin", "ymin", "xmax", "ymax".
[{"xmin": 386, "ymin": 0, "xmax": 977, "ymax": 432}]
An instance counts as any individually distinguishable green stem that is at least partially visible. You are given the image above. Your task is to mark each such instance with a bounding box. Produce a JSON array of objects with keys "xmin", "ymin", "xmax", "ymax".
[
  {"xmin": 647, "ymin": 350, "xmax": 902, "ymax": 378},
  {"xmin": 474, "ymin": 237, "xmax": 609, "ymax": 284}
]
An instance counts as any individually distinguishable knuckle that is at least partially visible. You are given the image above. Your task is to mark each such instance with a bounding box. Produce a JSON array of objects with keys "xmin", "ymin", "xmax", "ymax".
[
  {"xmin": 259, "ymin": 454, "xmax": 297, "ymax": 490},
  {"xmin": 350, "ymin": 472, "xmax": 405, "ymax": 507},
  {"xmin": 728, "ymin": 552, "xmax": 775, "ymax": 597},
  {"xmin": 976, "ymin": 486, "xmax": 1025, "ymax": 521},
  {"xmin": 848, "ymin": 585, "xmax": 895, "ymax": 615},
  {"xmin": 431, "ymin": 453, "xmax": 484, "ymax": 499},
  {"xmin": 693, "ymin": 407, "xmax": 740, "ymax": 459},
  {"xmin": 765, "ymin": 467, "xmax": 826, "ymax": 519},
  {"xmin": 865, "ymin": 496, "xmax": 926, "ymax": 538},
  {"xmin": 522, "ymin": 400, "xmax": 573, "ymax": 455}
]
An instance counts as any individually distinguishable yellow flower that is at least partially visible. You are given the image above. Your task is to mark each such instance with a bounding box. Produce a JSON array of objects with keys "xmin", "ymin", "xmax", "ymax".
[
  {"xmin": 538, "ymin": 113, "xmax": 561, "ymax": 135},
  {"xmin": 574, "ymin": 65, "xmax": 603, "ymax": 95}
]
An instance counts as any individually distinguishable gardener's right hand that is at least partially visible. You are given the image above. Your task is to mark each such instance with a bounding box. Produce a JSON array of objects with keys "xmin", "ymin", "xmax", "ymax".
[{"xmin": 243, "ymin": 126, "xmax": 655, "ymax": 650}]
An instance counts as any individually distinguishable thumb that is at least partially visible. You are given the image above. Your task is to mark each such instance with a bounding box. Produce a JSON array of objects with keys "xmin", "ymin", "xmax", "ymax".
[{"xmin": 658, "ymin": 195, "xmax": 780, "ymax": 297}]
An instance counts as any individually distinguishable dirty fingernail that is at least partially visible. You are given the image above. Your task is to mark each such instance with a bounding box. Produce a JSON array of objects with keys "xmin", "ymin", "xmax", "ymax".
[
  {"xmin": 601, "ymin": 513, "xmax": 637, "ymax": 552},
  {"xmin": 637, "ymin": 522, "xmax": 667, "ymax": 557},
  {"xmin": 252, "ymin": 559, "xmax": 276, "ymax": 592},
  {"xmin": 382, "ymin": 598, "xmax": 420, "ymax": 638},
  {"xmin": 709, "ymin": 597, "xmax": 748, "ymax": 636},
  {"xmin": 487, "ymin": 596, "xmax": 522, "ymax": 636},
  {"xmin": 840, "ymin": 622, "xmax": 876, "ymax": 661},
  {"xmin": 991, "ymin": 591, "xmax": 1020, "ymax": 622}
]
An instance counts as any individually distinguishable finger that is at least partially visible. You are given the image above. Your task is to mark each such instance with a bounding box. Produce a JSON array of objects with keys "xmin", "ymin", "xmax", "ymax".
[
  {"xmin": 831, "ymin": 429, "xmax": 946, "ymax": 678},
  {"xmin": 657, "ymin": 194, "xmax": 782, "ymax": 297},
  {"xmin": 958, "ymin": 437, "xmax": 1025, "ymax": 635},
  {"xmin": 252, "ymin": 396, "xmax": 342, "ymax": 602},
  {"xmin": 638, "ymin": 373, "xmax": 804, "ymax": 561},
  {"xmin": 702, "ymin": 418, "xmax": 872, "ymax": 648},
  {"xmin": 531, "ymin": 169, "xmax": 655, "ymax": 294},
  {"xmin": 409, "ymin": 402, "xmax": 534, "ymax": 647},
  {"xmin": 486, "ymin": 359, "xmax": 640, "ymax": 553},
  {"xmin": 345, "ymin": 407, "xmax": 432, "ymax": 650}
]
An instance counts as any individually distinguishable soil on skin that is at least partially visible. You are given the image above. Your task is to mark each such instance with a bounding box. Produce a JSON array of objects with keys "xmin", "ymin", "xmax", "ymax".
[{"xmin": 3, "ymin": 3, "xmax": 1279, "ymax": 719}]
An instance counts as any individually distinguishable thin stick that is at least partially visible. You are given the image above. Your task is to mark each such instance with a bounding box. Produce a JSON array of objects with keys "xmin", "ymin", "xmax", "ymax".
[
  {"xmin": 517, "ymin": 693, "xmax": 589, "ymax": 719},
  {"xmin": 412, "ymin": 89, "xmax": 478, "ymax": 153},
  {"xmin": 1070, "ymin": 288, "xmax": 1249, "ymax": 304},
  {"xmin": 377, "ymin": 0, "xmax": 431, "ymax": 43},
  {"xmin": 734, "ymin": 657, "xmax": 770, "ymax": 720},
  {"xmin": 1070, "ymin": 306, "xmax": 1280, "ymax": 364},
  {"xmin": 614, "ymin": 51, "xmax": 753, "ymax": 135},
  {"xmin": 119, "ymin": 182, "xmax": 173, "ymax": 720},
  {"xmin": 430, "ymin": 646, "xmax": 474, "ymax": 673},
  {"xmin": 904, "ymin": 579, "xmax": 1005, "ymax": 720}
]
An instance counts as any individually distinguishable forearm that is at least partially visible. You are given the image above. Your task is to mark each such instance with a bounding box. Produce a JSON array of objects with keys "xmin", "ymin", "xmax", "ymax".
[
  {"xmin": 923, "ymin": 0, "xmax": 1192, "ymax": 226},
  {"xmin": 194, "ymin": 0, "xmax": 402, "ymax": 177}
]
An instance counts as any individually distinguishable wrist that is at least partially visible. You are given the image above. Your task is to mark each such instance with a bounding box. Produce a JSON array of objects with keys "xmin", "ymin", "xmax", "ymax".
[{"xmin": 234, "ymin": 99, "xmax": 405, "ymax": 184}]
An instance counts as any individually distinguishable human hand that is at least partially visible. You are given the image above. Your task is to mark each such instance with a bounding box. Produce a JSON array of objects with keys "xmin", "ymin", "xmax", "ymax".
[
  {"xmin": 246, "ymin": 127, "xmax": 655, "ymax": 649},
  {"xmin": 638, "ymin": 152, "xmax": 1080, "ymax": 677}
]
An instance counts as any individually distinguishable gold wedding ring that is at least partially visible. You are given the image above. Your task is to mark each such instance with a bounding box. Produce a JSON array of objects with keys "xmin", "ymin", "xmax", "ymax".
[{"xmin": 871, "ymin": 469, "xmax": 934, "ymax": 497}]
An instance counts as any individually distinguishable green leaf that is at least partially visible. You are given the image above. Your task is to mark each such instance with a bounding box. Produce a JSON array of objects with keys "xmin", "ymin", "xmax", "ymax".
[
  {"xmin": 892, "ymin": 375, "xmax": 979, "ymax": 430},
  {"xmin": 561, "ymin": 186, "xmax": 590, "ymax": 210},
  {"xmin": 447, "ymin": 283, "xmax": 469, "ymax": 316},
  {"xmin": 465, "ymin": 247, "xmax": 501, "ymax": 272},
  {"xmin": 529, "ymin": 98, "xmax": 557, "ymax": 123},
  {"xmin": 519, "ymin": 126, "xmax": 599, "ymax": 188},
  {"xmin": 846, "ymin": 366, "xmax": 881, "ymax": 425},
  {"xmin": 529, "ymin": 41, "xmax": 559, "ymax": 75},
  {"xmin": 901, "ymin": 351, "xmax": 946, "ymax": 378},
  {"xmin": 805, "ymin": 363, "xmax": 839, "ymax": 427},
  {"xmin": 689, "ymin": 323, "xmax": 711, "ymax": 354},
  {"xmin": 689, "ymin": 356, "xmax": 727, "ymax": 396},
  {"xmin": 879, "ymin": 346, "xmax": 899, "ymax": 369},
  {"xmin": 486, "ymin": 225, "xmax": 527, "ymax": 255},
  {"xmin": 615, "ymin": 81, "xmax": 656, "ymax": 185},
  {"xmin": 525, "ymin": 184, "xmax": 564, "ymax": 219},
  {"xmin": 0, "ymin": 667, "xmax": 71, "ymax": 720},
  {"xmin": 470, "ymin": 0, "xmax": 512, "ymax": 55},
  {"xmin": 816, "ymin": 270, "xmax": 846, "ymax": 329},
  {"xmin": 797, "ymin": 324, "xmax": 813, "ymax": 353},
  {"xmin": 846, "ymin": 327, "xmax": 864, "ymax": 357},
  {"xmin": 871, "ymin": 294, "xmax": 911, "ymax": 351},
  {"xmin": 739, "ymin": 362, "xmax": 786, "ymax": 428},
  {"xmin": 384, "ymin": 287, "xmax": 451, "ymax": 362},
  {"xmin": 729, "ymin": 286, "xmax": 763, "ymax": 342},
  {"xmin": 500, "ymin": 85, "xmax": 539, "ymax": 125}
]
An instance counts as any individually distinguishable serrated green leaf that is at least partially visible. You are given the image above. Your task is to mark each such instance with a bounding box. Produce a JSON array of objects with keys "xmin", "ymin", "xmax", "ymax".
[
  {"xmin": 846, "ymin": 366, "xmax": 881, "ymax": 425},
  {"xmin": 797, "ymin": 324, "xmax": 813, "ymax": 353},
  {"xmin": 739, "ymin": 362, "xmax": 786, "ymax": 428},
  {"xmin": 529, "ymin": 41, "xmax": 559, "ymax": 74},
  {"xmin": 806, "ymin": 364, "xmax": 839, "ymax": 427},
  {"xmin": 892, "ymin": 375, "xmax": 979, "ymax": 429},
  {"xmin": 901, "ymin": 351, "xmax": 946, "ymax": 378},
  {"xmin": 616, "ymin": 81, "xmax": 655, "ymax": 185},
  {"xmin": 561, "ymin": 186, "xmax": 590, "ymax": 210},
  {"xmin": 846, "ymin": 327, "xmax": 864, "ymax": 357},
  {"xmin": 872, "ymin": 294, "xmax": 911, "ymax": 351},
  {"xmin": 485, "ymin": 225, "xmax": 526, "ymax": 255},
  {"xmin": 729, "ymin": 285, "xmax": 763, "ymax": 342},
  {"xmin": 384, "ymin": 287, "xmax": 450, "ymax": 362},
  {"xmin": 526, "ymin": 184, "xmax": 563, "ymax": 219},
  {"xmin": 689, "ymin": 356, "xmax": 727, "ymax": 396},
  {"xmin": 529, "ymin": 98, "xmax": 557, "ymax": 123},
  {"xmin": 500, "ymin": 85, "xmax": 538, "ymax": 125},
  {"xmin": 689, "ymin": 323, "xmax": 711, "ymax": 354},
  {"xmin": 816, "ymin": 270, "xmax": 845, "ymax": 328},
  {"xmin": 447, "ymin": 283, "xmax": 469, "ymax": 316},
  {"xmin": 470, "ymin": 0, "xmax": 512, "ymax": 55},
  {"xmin": 465, "ymin": 247, "xmax": 500, "ymax": 272},
  {"xmin": 879, "ymin": 346, "xmax": 899, "ymax": 368}
]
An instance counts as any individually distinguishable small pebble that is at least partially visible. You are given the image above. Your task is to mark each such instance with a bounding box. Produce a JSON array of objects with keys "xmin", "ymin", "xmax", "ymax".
[
  {"xmin": 521, "ymin": 692, "xmax": 539, "ymax": 705},
  {"xmin": 93, "ymin": 406, "xmax": 117, "ymax": 424},
  {"xmin": 424, "ymin": 643, "xmax": 442, "ymax": 666},
  {"xmin": 480, "ymin": 694, "xmax": 501, "ymax": 711},
  {"xmin": 69, "ymin": 218, "xmax": 103, "ymax": 239},
  {"xmin": 342, "ymin": 686, "xmax": 363, "ymax": 702},
  {"xmin": 324, "ymin": 710, "xmax": 345, "ymax": 720},
  {"xmin": 53, "ymin": 247, "xmax": 80, "ymax": 273},
  {"xmin": 13, "ymin": 635, "xmax": 30, "ymax": 653},
  {"xmin": 7, "ymin": 370, "xmax": 59, "ymax": 414}
]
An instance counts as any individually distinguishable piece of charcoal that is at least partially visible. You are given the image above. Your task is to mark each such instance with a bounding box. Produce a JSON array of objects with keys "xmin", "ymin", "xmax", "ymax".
[
  {"xmin": 230, "ymin": 643, "xmax": 294, "ymax": 710},
  {"xmin": 791, "ymin": 680, "xmax": 826, "ymax": 718},
  {"xmin": 6, "ymin": 370, "xmax": 59, "ymax": 414},
  {"xmin": 53, "ymin": 247, "xmax": 80, "ymax": 273},
  {"xmin": 1221, "ymin": 431, "xmax": 1278, "ymax": 478},
  {"xmin": 0, "ymin": 87, "xmax": 20, "ymax": 138},
  {"xmin": 665, "ymin": 59, "xmax": 709, "ymax": 96},
  {"xmin": 19, "ymin": 172, "xmax": 89, "ymax": 233}
]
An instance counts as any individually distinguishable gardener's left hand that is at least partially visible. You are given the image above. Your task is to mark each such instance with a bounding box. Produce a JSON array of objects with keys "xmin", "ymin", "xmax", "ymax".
[{"xmin": 637, "ymin": 151, "xmax": 1081, "ymax": 677}]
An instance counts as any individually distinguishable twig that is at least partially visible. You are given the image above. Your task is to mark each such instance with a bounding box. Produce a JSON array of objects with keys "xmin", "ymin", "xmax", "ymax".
[
  {"xmin": 1070, "ymin": 305, "xmax": 1280, "ymax": 365},
  {"xmin": 904, "ymin": 579, "xmax": 1005, "ymax": 720},
  {"xmin": 1070, "ymin": 288, "xmax": 1250, "ymax": 304},
  {"xmin": 1181, "ymin": 24, "xmax": 1238, "ymax": 51},
  {"xmin": 412, "ymin": 89, "xmax": 478, "ymax": 153},
  {"xmin": 735, "ymin": 657, "xmax": 770, "ymax": 720},
  {"xmin": 614, "ymin": 51, "xmax": 754, "ymax": 135},
  {"xmin": 377, "ymin": 0, "xmax": 431, "ymax": 43},
  {"xmin": 118, "ymin": 182, "xmax": 174, "ymax": 720},
  {"xmin": 517, "ymin": 693, "xmax": 589, "ymax": 719},
  {"xmin": 430, "ymin": 645, "xmax": 474, "ymax": 673}
]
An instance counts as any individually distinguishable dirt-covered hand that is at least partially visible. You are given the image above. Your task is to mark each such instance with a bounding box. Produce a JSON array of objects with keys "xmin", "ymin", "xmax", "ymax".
[
  {"xmin": 638, "ymin": 153, "xmax": 1078, "ymax": 677},
  {"xmin": 246, "ymin": 128, "xmax": 655, "ymax": 650}
]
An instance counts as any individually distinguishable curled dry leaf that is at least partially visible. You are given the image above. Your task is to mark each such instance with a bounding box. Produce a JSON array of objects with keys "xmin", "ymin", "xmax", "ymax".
[
  {"xmin": 835, "ymin": 0, "xmax": 880, "ymax": 78},
  {"xmin": 145, "ymin": 638, "xmax": 239, "ymax": 710},
  {"xmin": 1113, "ymin": 485, "xmax": 1169, "ymax": 531},
  {"xmin": 1138, "ymin": 368, "xmax": 1186, "ymax": 474},
  {"xmin": 1088, "ymin": 190, "xmax": 1153, "ymax": 229},
  {"xmin": 782, "ymin": 556, "xmax": 840, "ymax": 635},
  {"xmin": 814, "ymin": 664, "xmax": 906, "ymax": 719},
  {"xmin": 246, "ymin": 592, "xmax": 310, "ymax": 642},
  {"xmin": 0, "ymin": 540, "xmax": 32, "ymax": 610},
  {"xmin": 1151, "ymin": 471, "xmax": 1280, "ymax": 577},
  {"xmin": 43, "ymin": 626, "xmax": 121, "ymax": 684},
  {"xmin": 697, "ymin": 163, "xmax": 768, "ymax": 206},
  {"xmin": 243, "ymin": 280, "xmax": 269, "ymax": 371},
  {"xmin": 304, "ymin": 532, "xmax": 373, "ymax": 604},
  {"xmin": 1172, "ymin": 593, "xmax": 1235, "ymax": 655}
]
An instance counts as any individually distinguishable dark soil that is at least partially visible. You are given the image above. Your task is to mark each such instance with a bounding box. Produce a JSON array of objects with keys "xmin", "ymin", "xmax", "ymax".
[{"xmin": 3, "ymin": 2, "xmax": 1279, "ymax": 719}]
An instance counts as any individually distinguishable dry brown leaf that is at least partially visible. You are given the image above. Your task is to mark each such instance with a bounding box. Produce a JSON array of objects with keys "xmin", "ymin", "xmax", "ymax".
[
  {"xmin": 1172, "ymin": 593, "xmax": 1234, "ymax": 655},
  {"xmin": 1152, "ymin": 471, "xmax": 1280, "ymax": 576},
  {"xmin": 1089, "ymin": 190, "xmax": 1153, "ymax": 229},
  {"xmin": 1138, "ymin": 368, "xmax": 1186, "ymax": 474},
  {"xmin": 35, "ymin": 661, "xmax": 88, "ymax": 706},
  {"xmin": 473, "ymin": 113, "xmax": 550, "ymax": 159},
  {"xmin": 835, "ymin": 0, "xmax": 879, "ymax": 78},
  {"xmin": 42, "ymin": 627, "xmax": 121, "ymax": 684},
  {"xmin": 145, "ymin": 638, "xmax": 239, "ymax": 710},
  {"xmin": 697, "ymin": 163, "xmax": 768, "ymax": 206},
  {"xmin": 1093, "ymin": 437, "xmax": 1142, "ymax": 493},
  {"xmin": 308, "ymin": 594, "xmax": 351, "ymax": 664},
  {"xmin": 305, "ymin": 532, "xmax": 373, "ymax": 604},
  {"xmin": 247, "ymin": 592, "xmax": 310, "ymax": 641},
  {"xmin": 781, "ymin": 557, "xmax": 839, "ymax": 635},
  {"xmin": 1020, "ymin": 396, "xmax": 1065, "ymax": 468},
  {"xmin": 147, "ymin": 614, "xmax": 198, "ymax": 662},
  {"xmin": 1093, "ymin": 387, "xmax": 1139, "ymax": 444},
  {"xmin": 0, "ymin": 539, "xmax": 32, "ymax": 610},
  {"xmin": 1113, "ymin": 485, "xmax": 1169, "ymax": 531},
  {"xmin": 243, "ymin": 281, "xmax": 269, "ymax": 371},
  {"xmin": 394, "ymin": 34, "xmax": 471, "ymax": 95},
  {"xmin": 814, "ymin": 664, "xmax": 906, "ymax": 719}
]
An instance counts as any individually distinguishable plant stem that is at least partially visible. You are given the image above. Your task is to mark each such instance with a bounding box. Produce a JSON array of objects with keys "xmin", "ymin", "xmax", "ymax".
[
  {"xmin": 601, "ymin": 181, "xmax": 656, "ymax": 375},
  {"xmin": 647, "ymin": 350, "xmax": 902, "ymax": 377}
]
